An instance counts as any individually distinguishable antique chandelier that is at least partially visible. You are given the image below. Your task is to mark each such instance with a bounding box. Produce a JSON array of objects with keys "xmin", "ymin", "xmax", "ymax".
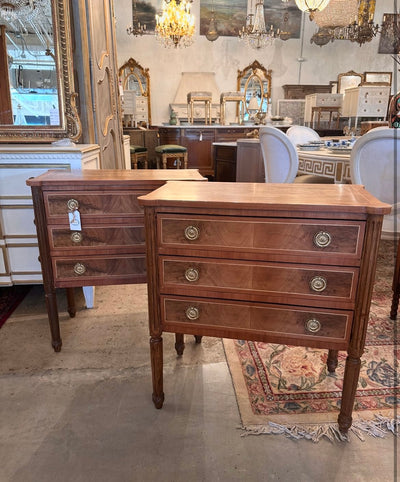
[
  {"xmin": 295, "ymin": 0, "xmax": 330, "ymax": 20},
  {"xmin": 155, "ymin": 0, "xmax": 195, "ymax": 48},
  {"xmin": 127, "ymin": 0, "xmax": 146, "ymax": 36},
  {"xmin": 239, "ymin": 0, "xmax": 277, "ymax": 50}
]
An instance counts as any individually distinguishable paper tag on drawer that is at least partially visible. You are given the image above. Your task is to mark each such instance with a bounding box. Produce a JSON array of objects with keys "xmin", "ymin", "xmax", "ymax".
[{"xmin": 68, "ymin": 210, "xmax": 82, "ymax": 231}]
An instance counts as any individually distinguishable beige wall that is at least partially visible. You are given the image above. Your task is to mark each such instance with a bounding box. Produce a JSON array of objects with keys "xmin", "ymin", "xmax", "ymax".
[{"xmin": 114, "ymin": 0, "xmax": 397, "ymax": 125}]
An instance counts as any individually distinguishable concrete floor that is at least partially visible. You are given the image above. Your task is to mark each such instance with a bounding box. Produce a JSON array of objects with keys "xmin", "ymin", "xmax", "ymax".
[{"xmin": 0, "ymin": 283, "xmax": 398, "ymax": 482}]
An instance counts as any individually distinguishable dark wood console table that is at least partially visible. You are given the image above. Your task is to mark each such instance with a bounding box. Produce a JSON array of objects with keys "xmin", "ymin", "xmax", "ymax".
[
  {"xmin": 27, "ymin": 169, "xmax": 206, "ymax": 352},
  {"xmin": 139, "ymin": 182, "xmax": 390, "ymax": 434}
]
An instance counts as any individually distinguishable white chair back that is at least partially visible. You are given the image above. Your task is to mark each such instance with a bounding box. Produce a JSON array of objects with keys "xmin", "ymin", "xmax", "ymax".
[
  {"xmin": 259, "ymin": 126, "xmax": 298, "ymax": 183},
  {"xmin": 350, "ymin": 127, "xmax": 400, "ymax": 235},
  {"xmin": 286, "ymin": 125, "xmax": 321, "ymax": 147}
]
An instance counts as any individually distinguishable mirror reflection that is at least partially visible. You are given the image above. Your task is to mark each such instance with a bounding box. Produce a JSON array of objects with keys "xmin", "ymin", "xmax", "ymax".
[
  {"xmin": 0, "ymin": 0, "xmax": 59, "ymax": 127},
  {"xmin": 237, "ymin": 60, "xmax": 272, "ymax": 122}
]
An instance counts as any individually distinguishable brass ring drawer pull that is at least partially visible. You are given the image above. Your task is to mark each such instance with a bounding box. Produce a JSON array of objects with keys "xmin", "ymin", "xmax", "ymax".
[
  {"xmin": 313, "ymin": 231, "xmax": 331, "ymax": 248},
  {"xmin": 67, "ymin": 199, "xmax": 79, "ymax": 211},
  {"xmin": 185, "ymin": 267, "xmax": 199, "ymax": 282},
  {"xmin": 73, "ymin": 263, "xmax": 86, "ymax": 275},
  {"xmin": 71, "ymin": 232, "xmax": 83, "ymax": 243},
  {"xmin": 185, "ymin": 306, "xmax": 200, "ymax": 321},
  {"xmin": 305, "ymin": 318, "xmax": 321, "ymax": 334},
  {"xmin": 310, "ymin": 276, "xmax": 327, "ymax": 292},
  {"xmin": 184, "ymin": 225, "xmax": 200, "ymax": 241}
]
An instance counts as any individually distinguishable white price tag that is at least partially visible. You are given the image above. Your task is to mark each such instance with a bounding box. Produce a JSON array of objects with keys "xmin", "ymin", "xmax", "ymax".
[{"xmin": 68, "ymin": 210, "xmax": 82, "ymax": 231}]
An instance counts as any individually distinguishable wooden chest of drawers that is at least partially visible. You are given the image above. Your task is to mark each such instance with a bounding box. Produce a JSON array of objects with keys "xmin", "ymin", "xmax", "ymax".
[
  {"xmin": 26, "ymin": 169, "xmax": 206, "ymax": 352},
  {"xmin": 139, "ymin": 182, "xmax": 390, "ymax": 434}
]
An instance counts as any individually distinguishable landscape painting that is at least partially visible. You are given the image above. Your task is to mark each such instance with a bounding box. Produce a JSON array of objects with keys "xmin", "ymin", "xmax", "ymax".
[{"xmin": 200, "ymin": 0, "xmax": 301, "ymax": 38}]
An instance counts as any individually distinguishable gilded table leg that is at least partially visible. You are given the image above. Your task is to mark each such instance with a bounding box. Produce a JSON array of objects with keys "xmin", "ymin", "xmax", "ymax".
[
  {"xmin": 175, "ymin": 333, "xmax": 185, "ymax": 356},
  {"xmin": 45, "ymin": 289, "xmax": 62, "ymax": 352},
  {"xmin": 66, "ymin": 287, "xmax": 76, "ymax": 318},
  {"xmin": 150, "ymin": 336, "xmax": 164, "ymax": 409},
  {"xmin": 338, "ymin": 354, "xmax": 361, "ymax": 433},
  {"xmin": 327, "ymin": 349, "xmax": 338, "ymax": 373}
]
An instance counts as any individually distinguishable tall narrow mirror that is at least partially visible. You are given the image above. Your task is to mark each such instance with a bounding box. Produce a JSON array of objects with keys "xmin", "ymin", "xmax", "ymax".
[{"xmin": 0, "ymin": 0, "xmax": 81, "ymax": 142}]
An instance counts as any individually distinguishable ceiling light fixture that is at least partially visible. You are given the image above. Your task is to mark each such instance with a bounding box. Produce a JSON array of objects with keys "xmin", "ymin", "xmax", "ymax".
[
  {"xmin": 239, "ymin": 0, "xmax": 277, "ymax": 50},
  {"xmin": 155, "ymin": 0, "xmax": 195, "ymax": 48},
  {"xmin": 205, "ymin": 0, "xmax": 219, "ymax": 42},
  {"xmin": 295, "ymin": 0, "xmax": 330, "ymax": 21}
]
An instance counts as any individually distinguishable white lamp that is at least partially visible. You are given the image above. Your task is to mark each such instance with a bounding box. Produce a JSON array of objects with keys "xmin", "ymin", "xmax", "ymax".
[{"xmin": 295, "ymin": 0, "xmax": 330, "ymax": 20}]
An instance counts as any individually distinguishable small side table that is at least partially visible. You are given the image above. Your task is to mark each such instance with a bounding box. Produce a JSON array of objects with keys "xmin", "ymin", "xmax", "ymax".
[
  {"xmin": 311, "ymin": 106, "xmax": 341, "ymax": 129},
  {"xmin": 187, "ymin": 91, "xmax": 212, "ymax": 125},
  {"xmin": 220, "ymin": 92, "xmax": 245, "ymax": 125}
]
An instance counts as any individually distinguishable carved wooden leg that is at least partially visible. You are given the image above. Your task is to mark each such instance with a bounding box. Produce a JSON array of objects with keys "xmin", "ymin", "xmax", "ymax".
[
  {"xmin": 150, "ymin": 336, "xmax": 164, "ymax": 409},
  {"xmin": 175, "ymin": 333, "xmax": 185, "ymax": 356},
  {"xmin": 338, "ymin": 354, "xmax": 361, "ymax": 434},
  {"xmin": 194, "ymin": 335, "xmax": 203, "ymax": 344},
  {"xmin": 327, "ymin": 349, "xmax": 338, "ymax": 373},
  {"xmin": 66, "ymin": 287, "xmax": 76, "ymax": 318},
  {"xmin": 44, "ymin": 289, "xmax": 62, "ymax": 352},
  {"xmin": 390, "ymin": 239, "xmax": 400, "ymax": 320}
]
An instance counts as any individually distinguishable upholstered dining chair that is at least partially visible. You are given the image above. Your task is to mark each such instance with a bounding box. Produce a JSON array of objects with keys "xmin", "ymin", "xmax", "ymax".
[
  {"xmin": 259, "ymin": 126, "xmax": 333, "ymax": 184},
  {"xmin": 350, "ymin": 127, "xmax": 400, "ymax": 319},
  {"xmin": 286, "ymin": 125, "xmax": 321, "ymax": 146}
]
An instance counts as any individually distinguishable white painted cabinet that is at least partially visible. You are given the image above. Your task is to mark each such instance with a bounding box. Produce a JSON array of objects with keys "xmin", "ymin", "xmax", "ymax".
[
  {"xmin": 342, "ymin": 85, "xmax": 390, "ymax": 127},
  {"xmin": 304, "ymin": 93, "xmax": 343, "ymax": 124},
  {"xmin": 0, "ymin": 144, "xmax": 100, "ymax": 285}
]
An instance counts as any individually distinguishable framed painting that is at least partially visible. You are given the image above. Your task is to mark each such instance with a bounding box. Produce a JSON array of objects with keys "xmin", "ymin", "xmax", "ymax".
[
  {"xmin": 364, "ymin": 72, "xmax": 392, "ymax": 86},
  {"xmin": 134, "ymin": 0, "xmax": 160, "ymax": 33},
  {"xmin": 378, "ymin": 14, "xmax": 400, "ymax": 54},
  {"xmin": 200, "ymin": 0, "xmax": 301, "ymax": 38}
]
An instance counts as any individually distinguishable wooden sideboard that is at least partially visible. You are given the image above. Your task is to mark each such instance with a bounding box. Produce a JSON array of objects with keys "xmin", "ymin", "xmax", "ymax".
[
  {"xmin": 26, "ymin": 169, "xmax": 206, "ymax": 352},
  {"xmin": 0, "ymin": 143, "xmax": 100, "ymax": 286},
  {"xmin": 158, "ymin": 126, "xmax": 263, "ymax": 178},
  {"xmin": 282, "ymin": 84, "xmax": 332, "ymax": 99},
  {"xmin": 139, "ymin": 182, "xmax": 390, "ymax": 434}
]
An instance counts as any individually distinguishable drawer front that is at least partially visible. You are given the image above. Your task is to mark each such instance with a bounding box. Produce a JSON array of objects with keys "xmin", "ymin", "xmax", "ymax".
[
  {"xmin": 160, "ymin": 257, "xmax": 358, "ymax": 308},
  {"xmin": 52, "ymin": 255, "xmax": 146, "ymax": 284},
  {"xmin": 158, "ymin": 215, "xmax": 364, "ymax": 263},
  {"xmin": 49, "ymin": 224, "xmax": 145, "ymax": 252},
  {"xmin": 44, "ymin": 191, "xmax": 148, "ymax": 221},
  {"xmin": 162, "ymin": 296, "xmax": 352, "ymax": 346}
]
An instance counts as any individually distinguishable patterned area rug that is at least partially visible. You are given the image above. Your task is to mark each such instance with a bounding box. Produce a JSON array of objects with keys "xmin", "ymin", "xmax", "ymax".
[
  {"xmin": 0, "ymin": 285, "xmax": 31, "ymax": 329},
  {"xmin": 223, "ymin": 239, "xmax": 399, "ymax": 442}
]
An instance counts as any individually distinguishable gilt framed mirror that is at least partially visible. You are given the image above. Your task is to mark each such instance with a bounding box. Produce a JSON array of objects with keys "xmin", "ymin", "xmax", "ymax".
[
  {"xmin": 118, "ymin": 58, "xmax": 151, "ymax": 127},
  {"xmin": 237, "ymin": 60, "xmax": 272, "ymax": 122},
  {"xmin": 0, "ymin": 0, "xmax": 81, "ymax": 142},
  {"xmin": 337, "ymin": 70, "xmax": 364, "ymax": 94}
]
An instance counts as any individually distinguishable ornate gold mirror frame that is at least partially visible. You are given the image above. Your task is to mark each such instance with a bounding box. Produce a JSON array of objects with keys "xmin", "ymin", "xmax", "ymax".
[
  {"xmin": 118, "ymin": 58, "xmax": 151, "ymax": 126},
  {"xmin": 237, "ymin": 60, "xmax": 272, "ymax": 120},
  {"xmin": 337, "ymin": 70, "xmax": 364, "ymax": 94},
  {"xmin": 0, "ymin": 0, "xmax": 81, "ymax": 143}
]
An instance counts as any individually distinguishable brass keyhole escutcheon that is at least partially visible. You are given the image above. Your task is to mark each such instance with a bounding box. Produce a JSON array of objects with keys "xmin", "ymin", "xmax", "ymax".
[
  {"xmin": 71, "ymin": 232, "xmax": 83, "ymax": 243},
  {"xmin": 185, "ymin": 267, "xmax": 199, "ymax": 282},
  {"xmin": 313, "ymin": 231, "xmax": 331, "ymax": 248},
  {"xmin": 184, "ymin": 225, "xmax": 200, "ymax": 241},
  {"xmin": 305, "ymin": 318, "xmax": 321, "ymax": 333},
  {"xmin": 185, "ymin": 306, "xmax": 200, "ymax": 321},
  {"xmin": 67, "ymin": 199, "xmax": 79, "ymax": 211},
  {"xmin": 73, "ymin": 263, "xmax": 86, "ymax": 275},
  {"xmin": 310, "ymin": 276, "xmax": 327, "ymax": 292}
]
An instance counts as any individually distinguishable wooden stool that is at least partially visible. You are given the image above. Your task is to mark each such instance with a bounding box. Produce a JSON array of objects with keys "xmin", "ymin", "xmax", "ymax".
[
  {"xmin": 220, "ymin": 92, "xmax": 245, "ymax": 125},
  {"xmin": 187, "ymin": 91, "xmax": 212, "ymax": 125},
  {"xmin": 311, "ymin": 106, "xmax": 341, "ymax": 129},
  {"xmin": 130, "ymin": 145, "xmax": 148, "ymax": 169},
  {"xmin": 155, "ymin": 145, "xmax": 188, "ymax": 169}
]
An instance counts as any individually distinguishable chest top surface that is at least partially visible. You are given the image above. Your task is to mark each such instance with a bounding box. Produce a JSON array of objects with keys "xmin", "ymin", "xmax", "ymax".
[{"xmin": 138, "ymin": 182, "xmax": 391, "ymax": 216}]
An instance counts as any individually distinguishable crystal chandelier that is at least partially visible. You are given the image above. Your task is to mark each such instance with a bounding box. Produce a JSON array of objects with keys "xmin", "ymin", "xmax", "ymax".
[
  {"xmin": 239, "ymin": 0, "xmax": 277, "ymax": 50},
  {"xmin": 295, "ymin": 0, "xmax": 330, "ymax": 20},
  {"xmin": 155, "ymin": 0, "xmax": 195, "ymax": 48},
  {"xmin": 127, "ymin": 0, "xmax": 146, "ymax": 36},
  {"xmin": 205, "ymin": 0, "xmax": 219, "ymax": 42},
  {"xmin": 338, "ymin": 0, "xmax": 379, "ymax": 46}
]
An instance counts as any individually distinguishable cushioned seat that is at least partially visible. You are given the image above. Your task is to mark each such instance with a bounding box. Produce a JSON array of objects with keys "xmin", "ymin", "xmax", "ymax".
[
  {"xmin": 155, "ymin": 144, "xmax": 188, "ymax": 169},
  {"xmin": 130, "ymin": 145, "xmax": 148, "ymax": 169}
]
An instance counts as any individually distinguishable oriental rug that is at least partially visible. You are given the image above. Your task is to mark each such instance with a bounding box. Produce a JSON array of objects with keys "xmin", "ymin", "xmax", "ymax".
[
  {"xmin": 223, "ymin": 239, "xmax": 400, "ymax": 442},
  {"xmin": 0, "ymin": 285, "xmax": 31, "ymax": 329}
]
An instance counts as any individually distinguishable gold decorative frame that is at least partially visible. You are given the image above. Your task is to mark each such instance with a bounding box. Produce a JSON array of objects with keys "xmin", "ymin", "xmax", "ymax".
[
  {"xmin": 363, "ymin": 71, "xmax": 392, "ymax": 87},
  {"xmin": 0, "ymin": 0, "xmax": 81, "ymax": 143},
  {"xmin": 237, "ymin": 60, "xmax": 272, "ymax": 118},
  {"xmin": 337, "ymin": 70, "xmax": 364, "ymax": 94},
  {"xmin": 118, "ymin": 58, "xmax": 151, "ymax": 126}
]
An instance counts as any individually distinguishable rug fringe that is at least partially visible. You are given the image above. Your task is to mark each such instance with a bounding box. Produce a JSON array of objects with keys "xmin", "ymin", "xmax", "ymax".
[{"xmin": 239, "ymin": 414, "xmax": 400, "ymax": 443}]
